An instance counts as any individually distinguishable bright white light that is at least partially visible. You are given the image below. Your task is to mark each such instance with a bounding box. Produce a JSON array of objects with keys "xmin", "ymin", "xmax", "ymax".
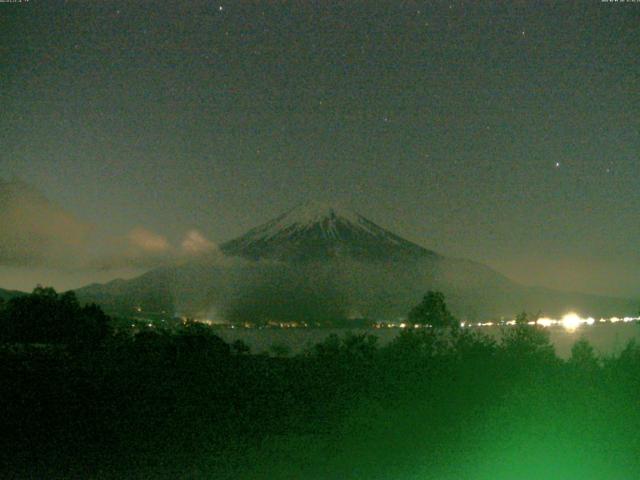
[
  {"xmin": 561, "ymin": 313, "xmax": 582, "ymax": 332},
  {"xmin": 476, "ymin": 314, "xmax": 634, "ymax": 328},
  {"xmin": 536, "ymin": 317, "xmax": 556, "ymax": 328}
]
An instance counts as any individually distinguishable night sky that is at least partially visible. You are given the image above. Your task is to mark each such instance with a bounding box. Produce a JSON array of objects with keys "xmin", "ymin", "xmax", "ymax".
[{"xmin": 1, "ymin": 1, "xmax": 638, "ymax": 297}]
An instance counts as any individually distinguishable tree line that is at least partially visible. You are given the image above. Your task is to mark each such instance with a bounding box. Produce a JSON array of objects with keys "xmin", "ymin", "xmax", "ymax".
[{"xmin": 1, "ymin": 287, "xmax": 639, "ymax": 479}]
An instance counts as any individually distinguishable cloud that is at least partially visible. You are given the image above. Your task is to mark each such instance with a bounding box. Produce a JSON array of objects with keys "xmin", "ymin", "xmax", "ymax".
[
  {"xmin": 0, "ymin": 179, "xmax": 93, "ymax": 267},
  {"xmin": 171, "ymin": 256, "xmax": 435, "ymax": 322},
  {"xmin": 0, "ymin": 178, "xmax": 223, "ymax": 272},
  {"xmin": 181, "ymin": 230, "xmax": 217, "ymax": 255},
  {"xmin": 92, "ymin": 227, "xmax": 172, "ymax": 269},
  {"xmin": 95, "ymin": 228, "xmax": 222, "ymax": 270},
  {"xmin": 128, "ymin": 227, "xmax": 171, "ymax": 254}
]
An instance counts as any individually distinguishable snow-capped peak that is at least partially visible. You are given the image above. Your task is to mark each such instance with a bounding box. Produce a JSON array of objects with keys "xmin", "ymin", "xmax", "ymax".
[
  {"xmin": 221, "ymin": 200, "xmax": 436, "ymax": 262},
  {"xmin": 235, "ymin": 199, "xmax": 399, "ymax": 244},
  {"xmin": 268, "ymin": 200, "xmax": 363, "ymax": 233}
]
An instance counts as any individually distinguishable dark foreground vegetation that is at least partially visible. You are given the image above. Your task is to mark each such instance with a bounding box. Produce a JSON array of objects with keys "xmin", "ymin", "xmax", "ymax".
[{"xmin": 2, "ymin": 289, "xmax": 640, "ymax": 479}]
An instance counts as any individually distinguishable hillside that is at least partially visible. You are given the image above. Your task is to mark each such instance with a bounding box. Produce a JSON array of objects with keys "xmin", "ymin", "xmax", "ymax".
[{"xmin": 75, "ymin": 201, "xmax": 637, "ymax": 321}]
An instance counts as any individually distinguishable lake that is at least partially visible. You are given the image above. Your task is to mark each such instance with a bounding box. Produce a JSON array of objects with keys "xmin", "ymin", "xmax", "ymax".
[{"xmin": 214, "ymin": 322, "xmax": 640, "ymax": 359}]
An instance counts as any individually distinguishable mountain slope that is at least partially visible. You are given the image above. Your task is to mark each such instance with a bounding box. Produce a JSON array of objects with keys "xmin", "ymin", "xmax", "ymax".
[
  {"xmin": 75, "ymin": 201, "xmax": 637, "ymax": 321},
  {"xmin": 221, "ymin": 200, "xmax": 435, "ymax": 261}
]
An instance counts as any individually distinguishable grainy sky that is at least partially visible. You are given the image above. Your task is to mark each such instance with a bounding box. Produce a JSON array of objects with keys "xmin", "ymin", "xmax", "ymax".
[{"xmin": 1, "ymin": 1, "xmax": 638, "ymax": 297}]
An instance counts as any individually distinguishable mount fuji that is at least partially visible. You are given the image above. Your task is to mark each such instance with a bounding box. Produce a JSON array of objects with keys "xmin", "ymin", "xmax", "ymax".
[
  {"xmin": 221, "ymin": 200, "xmax": 435, "ymax": 262},
  {"xmin": 76, "ymin": 201, "xmax": 636, "ymax": 322}
]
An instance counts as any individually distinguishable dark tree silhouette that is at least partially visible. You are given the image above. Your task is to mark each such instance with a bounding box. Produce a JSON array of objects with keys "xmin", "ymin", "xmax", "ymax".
[
  {"xmin": 312, "ymin": 332, "xmax": 378, "ymax": 361},
  {"xmin": 500, "ymin": 311, "xmax": 555, "ymax": 363},
  {"xmin": 174, "ymin": 321, "xmax": 231, "ymax": 359},
  {"xmin": 569, "ymin": 337, "xmax": 599, "ymax": 371},
  {"xmin": 270, "ymin": 343, "xmax": 291, "ymax": 357},
  {"xmin": 408, "ymin": 291, "xmax": 458, "ymax": 329},
  {"xmin": 0, "ymin": 286, "xmax": 111, "ymax": 346},
  {"xmin": 232, "ymin": 339, "xmax": 251, "ymax": 355}
]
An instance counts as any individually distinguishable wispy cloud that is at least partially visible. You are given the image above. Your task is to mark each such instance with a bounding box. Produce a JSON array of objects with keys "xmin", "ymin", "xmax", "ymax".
[
  {"xmin": 0, "ymin": 178, "xmax": 221, "ymax": 272},
  {"xmin": 0, "ymin": 179, "xmax": 92, "ymax": 267},
  {"xmin": 181, "ymin": 230, "xmax": 217, "ymax": 255}
]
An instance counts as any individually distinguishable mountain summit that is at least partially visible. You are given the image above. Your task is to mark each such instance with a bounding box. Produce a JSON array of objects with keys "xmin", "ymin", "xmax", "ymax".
[
  {"xmin": 75, "ymin": 201, "xmax": 637, "ymax": 320},
  {"xmin": 221, "ymin": 200, "xmax": 435, "ymax": 261}
]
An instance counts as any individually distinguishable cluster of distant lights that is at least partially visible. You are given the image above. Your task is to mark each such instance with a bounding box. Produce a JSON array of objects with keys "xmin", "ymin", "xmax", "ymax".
[
  {"xmin": 470, "ymin": 313, "xmax": 640, "ymax": 332},
  {"xmin": 383, "ymin": 314, "xmax": 640, "ymax": 333},
  {"xmin": 139, "ymin": 306, "xmax": 639, "ymax": 333}
]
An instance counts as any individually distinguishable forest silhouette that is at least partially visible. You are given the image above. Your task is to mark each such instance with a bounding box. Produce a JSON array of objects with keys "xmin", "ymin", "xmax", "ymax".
[{"xmin": 2, "ymin": 288, "xmax": 640, "ymax": 479}]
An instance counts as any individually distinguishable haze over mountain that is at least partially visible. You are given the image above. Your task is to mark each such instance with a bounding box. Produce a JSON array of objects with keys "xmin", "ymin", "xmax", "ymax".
[{"xmin": 76, "ymin": 201, "xmax": 636, "ymax": 322}]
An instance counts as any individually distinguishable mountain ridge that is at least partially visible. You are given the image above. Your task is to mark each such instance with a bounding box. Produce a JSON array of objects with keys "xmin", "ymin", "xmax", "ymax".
[
  {"xmin": 75, "ymin": 201, "xmax": 637, "ymax": 321},
  {"xmin": 221, "ymin": 200, "xmax": 437, "ymax": 262}
]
